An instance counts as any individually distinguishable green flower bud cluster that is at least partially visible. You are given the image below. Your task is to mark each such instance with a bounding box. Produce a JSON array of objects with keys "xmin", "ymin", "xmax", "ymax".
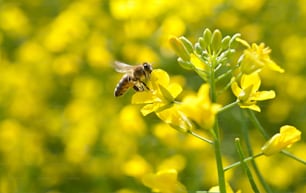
[{"xmin": 170, "ymin": 28, "xmax": 241, "ymax": 81}]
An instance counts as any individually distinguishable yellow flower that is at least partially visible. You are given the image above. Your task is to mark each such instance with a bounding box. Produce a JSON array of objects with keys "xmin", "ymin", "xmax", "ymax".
[
  {"xmin": 142, "ymin": 169, "xmax": 187, "ymax": 193},
  {"xmin": 237, "ymin": 39, "xmax": 284, "ymax": 74},
  {"xmin": 180, "ymin": 84, "xmax": 221, "ymax": 129},
  {"xmin": 231, "ymin": 73, "xmax": 275, "ymax": 112},
  {"xmin": 132, "ymin": 69, "xmax": 182, "ymax": 116},
  {"xmin": 156, "ymin": 105, "xmax": 192, "ymax": 133},
  {"xmin": 261, "ymin": 125, "xmax": 301, "ymax": 156}
]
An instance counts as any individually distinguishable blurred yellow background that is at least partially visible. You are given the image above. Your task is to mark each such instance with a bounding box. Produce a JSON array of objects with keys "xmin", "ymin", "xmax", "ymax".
[{"xmin": 0, "ymin": 0, "xmax": 305, "ymax": 192}]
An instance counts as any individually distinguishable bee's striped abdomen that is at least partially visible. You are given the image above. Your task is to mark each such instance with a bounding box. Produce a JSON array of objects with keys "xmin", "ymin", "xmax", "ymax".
[{"xmin": 114, "ymin": 75, "xmax": 134, "ymax": 97}]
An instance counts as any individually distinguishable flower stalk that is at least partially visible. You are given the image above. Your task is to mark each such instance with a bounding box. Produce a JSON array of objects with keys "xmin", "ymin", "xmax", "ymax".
[
  {"xmin": 224, "ymin": 152, "xmax": 263, "ymax": 172},
  {"xmin": 235, "ymin": 138, "xmax": 260, "ymax": 193},
  {"xmin": 209, "ymin": 54, "xmax": 227, "ymax": 193}
]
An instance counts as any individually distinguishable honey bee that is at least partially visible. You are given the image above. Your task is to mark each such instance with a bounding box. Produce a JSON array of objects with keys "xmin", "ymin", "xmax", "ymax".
[{"xmin": 114, "ymin": 61, "xmax": 153, "ymax": 97}]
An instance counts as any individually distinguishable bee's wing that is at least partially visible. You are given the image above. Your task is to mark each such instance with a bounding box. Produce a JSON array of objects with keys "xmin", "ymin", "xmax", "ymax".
[{"xmin": 113, "ymin": 61, "xmax": 134, "ymax": 73}]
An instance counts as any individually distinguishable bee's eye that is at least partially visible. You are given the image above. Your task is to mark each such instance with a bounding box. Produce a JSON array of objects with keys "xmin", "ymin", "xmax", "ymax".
[{"xmin": 143, "ymin": 63, "xmax": 152, "ymax": 72}]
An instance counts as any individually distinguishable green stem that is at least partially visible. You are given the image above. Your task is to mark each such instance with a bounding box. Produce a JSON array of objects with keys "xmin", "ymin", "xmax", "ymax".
[
  {"xmin": 213, "ymin": 124, "xmax": 226, "ymax": 193},
  {"xmin": 188, "ymin": 130, "xmax": 214, "ymax": 144},
  {"xmin": 209, "ymin": 56, "xmax": 226, "ymax": 193},
  {"xmin": 218, "ymin": 100, "xmax": 239, "ymax": 114},
  {"xmin": 210, "ymin": 58, "xmax": 217, "ymax": 101},
  {"xmin": 281, "ymin": 150, "xmax": 306, "ymax": 165},
  {"xmin": 235, "ymin": 138, "xmax": 260, "ymax": 193},
  {"xmin": 246, "ymin": 109, "xmax": 269, "ymax": 139},
  {"xmin": 224, "ymin": 153, "xmax": 263, "ymax": 171},
  {"xmin": 241, "ymin": 110, "xmax": 273, "ymax": 193}
]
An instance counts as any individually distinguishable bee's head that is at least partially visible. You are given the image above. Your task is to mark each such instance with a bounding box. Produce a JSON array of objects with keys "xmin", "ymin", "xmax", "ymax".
[{"xmin": 143, "ymin": 62, "xmax": 153, "ymax": 73}]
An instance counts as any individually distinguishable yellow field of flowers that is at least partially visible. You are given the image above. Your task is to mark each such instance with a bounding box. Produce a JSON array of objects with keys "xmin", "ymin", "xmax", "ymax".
[{"xmin": 1, "ymin": 0, "xmax": 305, "ymax": 192}]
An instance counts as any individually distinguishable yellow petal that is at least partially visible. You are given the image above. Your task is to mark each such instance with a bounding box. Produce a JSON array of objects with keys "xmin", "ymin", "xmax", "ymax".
[
  {"xmin": 198, "ymin": 84, "xmax": 210, "ymax": 97},
  {"xmin": 180, "ymin": 84, "xmax": 220, "ymax": 129},
  {"xmin": 253, "ymin": 90, "xmax": 276, "ymax": 101},
  {"xmin": 231, "ymin": 80, "xmax": 242, "ymax": 98},
  {"xmin": 279, "ymin": 125, "xmax": 301, "ymax": 146},
  {"xmin": 140, "ymin": 103, "xmax": 164, "ymax": 116},
  {"xmin": 241, "ymin": 73, "xmax": 261, "ymax": 91},
  {"xmin": 132, "ymin": 91, "xmax": 158, "ymax": 104},
  {"xmin": 168, "ymin": 83, "xmax": 183, "ymax": 98},
  {"xmin": 240, "ymin": 104, "xmax": 261, "ymax": 112},
  {"xmin": 266, "ymin": 59, "xmax": 285, "ymax": 73},
  {"xmin": 151, "ymin": 69, "xmax": 170, "ymax": 88},
  {"xmin": 157, "ymin": 107, "xmax": 192, "ymax": 133},
  {"xmin": 261, "ymin": 125, "xmax": 301, "ymax": 156},
  {"xmin": 180, "ymin": 95, "xmax": 202, "ymax": 125},
  {"xmin": 190, "ymin": 53, "xmax": 206, "ymax": 70},
  {"xmin": 159, "ymin": 84, "xmax": 174, "ymax": 102},
  {"xmin": 238, "ymin": 84, "xmax": 254, "ymax": 102},
  {"xmin": 240, "ymin": 50, "xmax": 264, "ymax": 74}
]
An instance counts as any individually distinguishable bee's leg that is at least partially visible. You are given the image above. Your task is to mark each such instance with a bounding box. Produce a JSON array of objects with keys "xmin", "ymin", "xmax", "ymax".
[
  {"xmin": 133, "ymin": 85, "xmax": 142, "ymax": 91},
  {"xmin": 133, "ymin": 81, "xmax": 149, "ymax": 92},
  {"xmin": 132, "ymin": 80, "xmax": 144, "ymax": 91},
  {"xmin": 141, "ymin": 81, "xmax": 150, "ymax": 90}
]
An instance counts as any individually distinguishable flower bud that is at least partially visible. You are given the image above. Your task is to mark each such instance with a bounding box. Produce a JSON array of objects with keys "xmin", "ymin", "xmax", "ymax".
[
  {"xmin": 194, "ymin": 42, "xmax": 202, "ymax": 55},
  {"xmin": 177, "ymin": 57, "xmax": 193, "ymax": 70},
  {"xmin": 221, "ymin": 35, "xmax": 231, "ymax": 50},
  {"xmin": 179, "ymin": 36, "xmax": 194, "ymax": 54},
  {"xmin": 211, "ymin": 29, "xmax": 222, "ymax": 53},
  {"xmin": 169, "ymin": 36, "xmax": 190, "ymax": 61},
  {"xmin": 199, "ymin": 37, "xmax": 207, "ymax": 50},
  {"xmin": 203, "ymin": 28, "xmax": 212, "ymax": 45},
  {"xmin": 261, "ymin": 125, "xmax": 301, "ymax": 156}
]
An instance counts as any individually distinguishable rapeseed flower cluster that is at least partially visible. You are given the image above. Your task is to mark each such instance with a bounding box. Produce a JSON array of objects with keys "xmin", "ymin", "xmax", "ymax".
[
  {"xmin": 231, "ymin": 39, "xmax": 284, "ymax": 112},
  {"xmin": 132, "ymin": 69, "xmax": 220, "ymax": 132}
]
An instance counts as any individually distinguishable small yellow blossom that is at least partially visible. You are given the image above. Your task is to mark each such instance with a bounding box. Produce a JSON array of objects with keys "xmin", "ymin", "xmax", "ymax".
[
  {"xmin": 261, "ymin": 125, "xmax": 301, "ymax": 156},
  {"xmin": 156, "ymin": 105, "xmax": 192, "ymax": 133},
  {"xmin": 237, "ymin": 38, "xmax": 284, "ymax": 74},
  {"xmin": 132, "ymin": 69, "xmax": 182, "ymax": 116},
  {"xmin": 142, "ymin": 169, "xmax": 187, "ymax": 193},
  {"xmin": 231, "ymin": 73, "xmax": 275, "ymax": 112},
  {"xmin": 180, "ymin": 84, "xmax": 221, "ymax": 129}
]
